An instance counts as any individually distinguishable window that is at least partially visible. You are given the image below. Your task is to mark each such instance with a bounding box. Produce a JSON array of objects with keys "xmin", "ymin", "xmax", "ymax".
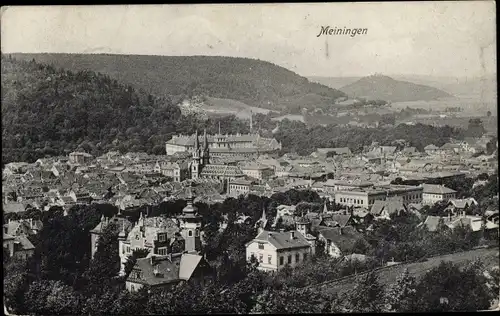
[
  {"xmin": 280, "ymin": 256, "xmax": 284, "ymax": 265},
  {"xmin": 158, "ymin": 234, "xmax": 166, "ymax": 242},
  {"xmin": 131, "ymin": 285, "xmax": 135, "ymax": 292},
  {"xmin": 295, "ymin": 253, "xmax": 300, "ymax": 263},
  {"xmin": 288, "ymin": 255, "xmax": 292, "ymax": 264},
  {"xmin": 258, "ymin": 243, "xmax": 264, "ymax": 250},
  {"xmin": 259, "ymin": 254, "xmax": 263, "ymax": 263},
  {"xmin": 250, "ymin": 252, "xmax": 255, "ymax": 260},
  {"xmin": 268, "ymin": 255, "xmax": 272, "ymax": 264},
  {"xmin": 126, "ymin": 246, "xmax": 130, "ymax": 253},
  {"xmin": 135, "ymin": 234, "xmax": 140, "ymax": 240},
  {"xmin": 158, "ymin": 247, "xmax": 167, "ymax": 255},
  {"xmin": 188, "ymin": 230, "xmax": 193, "ymax": 237},
  {"xmin": 195, "ymin": 230, "xmax": 199, "ymax": 237},
  {"xmin": 303, "ymin": 253, "xmax": 308, "ymax": 261}
]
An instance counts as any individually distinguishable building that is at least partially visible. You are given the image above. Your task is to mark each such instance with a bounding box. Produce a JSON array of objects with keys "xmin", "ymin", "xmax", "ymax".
[
  {"xmin": 125, "ymin": 252, "xmax": 213, "ymax": 292},
  {"xmin": 190, "ymin": 130, "xmax": 245, "ymax": 184},
  {"xmin": 228, "ymin": 179, "xmax": 253, "ymax": 197},
  {"xmin": 118, "ymin": 214, "xmax": 182, "ymax": 275},
  {"xmin": 245, "ymin": 217, "xmax": 316, "ymax": 272},
  {"xmin": 155, "ymin": 161, "xmax": 190, "ymax": 182},
  {"xmin": 165, "ymin": 130, "xmax": 281, "ymax": 158},
  {"xmin": 422, "ymin": 184, "xmax": 457, "ymax": 205},
  {"xmin": 240, "ymin": 164, "xmax": 274, "ymax": 180},
  {"xmin": 335, "ymin": 184, "xmax": 423, "ymax": 208},
  {"xmin": 317, "ymin": 226, "xmax": 366, "ymax": 258},
  {"xmin": 3, "ymin": 219, "xmax": 38, "ymax": 260},
  {"xmin": 370, "ymin": 197, "xmax": 407, "ymax": 220},
  {"xmin": 90, "ymin": 214, "xmax": 133, "ymax": 259},
  {"xmin": 68, "ymin": 152, "xmax": 94, "ymax": 165},
  {"xmin": 125, "ymin": 185, "xmax": 212, "ymax": 292}
]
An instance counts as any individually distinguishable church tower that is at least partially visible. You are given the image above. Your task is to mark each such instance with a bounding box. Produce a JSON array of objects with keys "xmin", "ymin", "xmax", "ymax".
[
  {"xmin": 178, "ymin": 183, "xmax": 202, "ymax": 254},
  {"xmin": 191, "ymin": 130, "xmax": 201, "ymax": 180},
  {"xmin": 202, "ymin": 129, "xmax": 210, "ymax": 165}
]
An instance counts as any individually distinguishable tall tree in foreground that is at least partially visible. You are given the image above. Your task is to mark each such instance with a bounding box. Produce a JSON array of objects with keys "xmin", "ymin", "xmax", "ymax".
[
  {"xmin": 385, "ymin": 268, "xmax": 418, "ymax": 312},
  {"xmin": 344, "ymin": 271, "xmax": 386, "ymax": 313},
  {"xmin": 415, "ymin": 260, "xmax": 494, "ymax": 312}
]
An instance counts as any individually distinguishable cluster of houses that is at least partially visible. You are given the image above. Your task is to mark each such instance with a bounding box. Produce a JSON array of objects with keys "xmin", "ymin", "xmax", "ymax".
[{"xmin": 2, "ymin": 130, "xmax": 498, "ymax": 288}]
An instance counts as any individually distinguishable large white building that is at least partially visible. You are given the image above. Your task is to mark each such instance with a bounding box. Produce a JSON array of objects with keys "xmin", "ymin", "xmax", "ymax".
[
  {"xmin": 165, "ymin": 132, "xmax": 281, "ymax": 158},
  {"xmin": 422, "ymin": 184, "xmax": 457, "ymax": 205},
  {"xmin": 335, "ymin": 184, "xmax": 423, "ymax": 208},
  {"xmin": 245, "ymin": 216, "xmax": 316, "ymax": 272}
]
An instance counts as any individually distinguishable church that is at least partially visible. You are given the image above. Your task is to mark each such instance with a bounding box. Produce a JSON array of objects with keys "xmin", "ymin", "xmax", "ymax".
[{"xmin": 190, "ymin": 129, "xmax": 245, "ymax": 184}]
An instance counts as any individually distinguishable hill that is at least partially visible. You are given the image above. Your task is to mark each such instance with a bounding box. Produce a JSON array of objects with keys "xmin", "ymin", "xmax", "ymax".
[
  {"xmin": 308, "ymin": 76, "xmax": 361, "ymax": 89},
  {"xmin": 339, "ymin": 74, "xmax": 453, "ymax": 102},
  {"xmin": 9, "ymin": 53, "xmax": 346, "ymax": 111},
  {"xmin": 1, "ymin": 56, "xmax": 249, "ymax": 164}
]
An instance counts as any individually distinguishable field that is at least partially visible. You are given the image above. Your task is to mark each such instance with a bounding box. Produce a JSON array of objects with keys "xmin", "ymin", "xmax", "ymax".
[
  {"xmin": 315, "ymin": 247, "xmax": 499, "ymax": 295},
  {"xmin": 201, "ymin": 97, "xmax": 275, "ymax": 119}
]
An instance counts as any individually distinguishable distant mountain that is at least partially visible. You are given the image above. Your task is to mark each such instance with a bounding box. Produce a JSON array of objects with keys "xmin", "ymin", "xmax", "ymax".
[
  {"xmin": 392, "ymin": 74, "xmax": 497, "ymax": 100},
  {"xmin": 339, "ymin": 74, "xmax": 454, "ymax": 102},
  {"xmin": 9, "ymin": 53, "xmax": 346, "ymax": 111}
]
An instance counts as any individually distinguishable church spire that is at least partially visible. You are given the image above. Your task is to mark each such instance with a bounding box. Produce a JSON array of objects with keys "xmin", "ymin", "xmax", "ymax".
[
  {"xmin": 194, "ymin": 129, "xmax": 200, "ymax": 151},
  {"xmin": 203, "ymin": 129, "xmax": 209, "ymax": 151}
]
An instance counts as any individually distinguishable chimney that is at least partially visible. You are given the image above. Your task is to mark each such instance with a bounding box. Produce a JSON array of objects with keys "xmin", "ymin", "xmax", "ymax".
[{"xmin": 290, "ymin": 231, "xmax": 295, "ymax": 239}]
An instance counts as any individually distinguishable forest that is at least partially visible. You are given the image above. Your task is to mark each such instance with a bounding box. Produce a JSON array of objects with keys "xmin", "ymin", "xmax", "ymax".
[{"xmin": 10, "ymin": 53, "xmax": 347, "ymax": 111}]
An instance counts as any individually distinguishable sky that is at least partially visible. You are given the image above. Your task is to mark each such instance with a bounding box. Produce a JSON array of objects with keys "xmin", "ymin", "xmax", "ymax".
[{"xmin": 1, "ymin": 2, "xmax": 496, "ymax": 78}]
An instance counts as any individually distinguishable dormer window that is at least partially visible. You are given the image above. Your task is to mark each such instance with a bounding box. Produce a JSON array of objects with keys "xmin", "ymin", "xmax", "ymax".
[
  {"xmin": 158, "ymin": 233, "xmax": 166, "ymax": 242},
  {"xmin": 258, "ymin": 243, "xmax": 264, "ymax": 250}
]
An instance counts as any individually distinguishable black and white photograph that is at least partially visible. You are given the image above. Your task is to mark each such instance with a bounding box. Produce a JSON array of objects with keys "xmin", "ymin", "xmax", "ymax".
[{"xmin": 1, "ymin": 2, "xmax": 499, "ymax": 314}]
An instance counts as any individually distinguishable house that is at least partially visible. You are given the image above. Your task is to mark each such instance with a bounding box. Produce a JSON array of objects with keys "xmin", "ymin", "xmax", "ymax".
[
  {"xmin": 370, "ymin": 197, "xmax": 407, "ymax": 220},
  {"xmin": 126, "ymin": 252, "xmax": 213, "ymax": 292},
  {"xmin": 317, "ymin": 226, "xmax": 367, "ymax": 258},
  {"xmin": 118, "ymin": 213, "xmax": 183, "ymax": 275},
  {"xmin": 90, "ymin": 214, "xmax": 133, "ymax": 259},
  {"xmin": 315, "ymin": 147, "xmax": 352, "ymax": 157},
  {"xmin": 424, "ymin": 144, "xmax": 440, "ymax": 155},
  {"xmin": 444, "ymin": 198, "xmax": 478, "ymax": 214},
  {"xmin": 422, "ymin": 184, "xmax": 457, "ymax": 205},
  {"xmin": 245, "ymin": 217, "xmax": 316, "ymax": 272},
  {"xmin": 228, "ymin": 179, "xmax": 254, "ymax": 197},
  {"xmin": 276, "ymin": 204, "xmax": 297, "ymax": 218},
  {"xmin": 69, "ymin": 152, "xmax": 94, "ymax": 165},
  {"xmin": 3, "ymin": 219, "xmax": 37, "ymax": 260},
  {"xmin": 240, "ymin": 164, "xmax": 274, "ymax": 180}
]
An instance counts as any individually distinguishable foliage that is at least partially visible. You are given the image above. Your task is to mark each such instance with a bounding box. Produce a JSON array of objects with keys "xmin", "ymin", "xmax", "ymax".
[
  {"xmin": 414, "ymin": 260, "xmax": 494, "ymax": 312},
  {"xmin": 9, "ymin": 53, "xmax": 346, "ymax": 111},
  {"xmin": 384, "ymin": 268, "xmax": 419, "ymax": 312},
  {"xmin": 344, "ymin": 271, "xmax": 386, "ymax": 312}
]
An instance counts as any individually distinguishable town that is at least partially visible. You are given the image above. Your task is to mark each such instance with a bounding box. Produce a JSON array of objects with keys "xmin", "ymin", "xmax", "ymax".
[
  {"xmin": 2, "ymin": 3, "xmax": 499, "ymax": 315},
  {"xmin": 3, "ymin": 123, "xmax": 499, "ymax": 313}
]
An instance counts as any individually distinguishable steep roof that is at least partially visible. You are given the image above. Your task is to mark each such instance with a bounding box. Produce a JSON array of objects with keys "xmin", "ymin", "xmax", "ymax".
[
  {"xmin": 251, "ymin": 230, "xmax": 311, "ymax": 250},
  {"xmin": 370, "ymin": 198, "xmax": 406, "ymax": 216},
  {"xmin": 317, "ymin": 226, "xmax": 364, "ymax": 253}
]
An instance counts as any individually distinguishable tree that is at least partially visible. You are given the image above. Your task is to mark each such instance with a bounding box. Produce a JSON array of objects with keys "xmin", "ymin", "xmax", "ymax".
[
  {"xmin": 23, "ymin": 280, "xmax": 82, "ymax": 315},
  {"xmin": 344, "ymin": 271, "xmax": 386, "ymax": 312},
  {"xmin": 82, "ymin": 222, "xmax": 120, "ymax": 295},
  {"xmin": 415, "ymin": 260, "xmax": 494, "ymax": 312},
  {"xmin": 466, "ymin": 118, "xmax": 486, "ymax": 137},
  {"xmin": 385, "ymin": 268, "xmax": 418, "ymax": 312}
]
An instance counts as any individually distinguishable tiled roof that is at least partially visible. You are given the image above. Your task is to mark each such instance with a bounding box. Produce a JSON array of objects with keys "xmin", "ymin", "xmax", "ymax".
[
  {"xmin": 2, "ymin": 203, "xmax": 26, "ymax": 214},
  {"xmin": 422, "ymin": 184, "xmax": 456, "ymax": 195},
  {"xmin": 317, "ymin": 226, "xmax": 364, "ymax": 253},
  {"xmin": 128, "ymin": 253, "xmax": 205, "ymax": 286},
  {"xmin": 15, "ymin": 235, "xmax": 35, "ymax": 251},
  {"xmin": 370, "ymin": 198, "xmax": 406, "ymax": 216},
  {"xmin": 252, "ymin": 230, "xmax": 311, "ymax": 250}
]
